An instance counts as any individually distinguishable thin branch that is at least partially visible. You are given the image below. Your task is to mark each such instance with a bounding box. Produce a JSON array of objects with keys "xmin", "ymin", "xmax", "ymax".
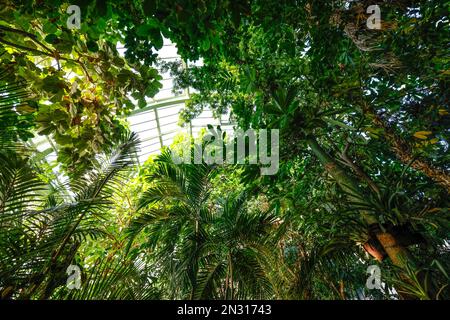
[
  {"xmin": 0, "ymin": 37, "xmax": 49, "ymax": 56},
  {"xmin": 0, "ymin": 37, "xmax": 93, "ymax": 82},
  {"xmin": 0, "ymin": 25, "xmax": 54, "ymax": 54}
]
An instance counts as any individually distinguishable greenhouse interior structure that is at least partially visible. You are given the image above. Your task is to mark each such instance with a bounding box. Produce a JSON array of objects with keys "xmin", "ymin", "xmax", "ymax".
[{"xmin": 0, "ymin": 0, "xmax": 449, "ymax": 301}]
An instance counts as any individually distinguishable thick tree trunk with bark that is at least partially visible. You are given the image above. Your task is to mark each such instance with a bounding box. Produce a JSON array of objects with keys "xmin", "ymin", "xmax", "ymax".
[{"xmin": 365, "ymin": 106, "xmax": 450, "ymax": 192}]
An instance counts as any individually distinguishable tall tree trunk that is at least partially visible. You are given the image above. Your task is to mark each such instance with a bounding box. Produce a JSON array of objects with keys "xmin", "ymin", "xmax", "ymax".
[{"xmin": 305, "ymin": 136, "xmax": 413, "ymax": 268}]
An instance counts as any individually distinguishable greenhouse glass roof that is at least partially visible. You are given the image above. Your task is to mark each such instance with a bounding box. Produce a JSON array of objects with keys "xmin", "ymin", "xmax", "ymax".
[{"xmin": 33, "ymin": 38, "xmax": 234, "ymax": 169}]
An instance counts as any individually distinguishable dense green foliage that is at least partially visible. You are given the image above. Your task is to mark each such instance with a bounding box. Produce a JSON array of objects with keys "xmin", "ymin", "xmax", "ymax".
[{"xmin": 0, "ymin": 0, "xmax": 449, "ymax": 300}]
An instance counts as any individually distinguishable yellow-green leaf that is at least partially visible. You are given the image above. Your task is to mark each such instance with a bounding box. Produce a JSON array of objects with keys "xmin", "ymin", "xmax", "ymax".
[
  {"xmin": 414, "ymin": 131, "xmax": 432, "ymax": 139},
  {"xmin": 429, "ymin": 138, "xmax": 439, "ymax": 144}
]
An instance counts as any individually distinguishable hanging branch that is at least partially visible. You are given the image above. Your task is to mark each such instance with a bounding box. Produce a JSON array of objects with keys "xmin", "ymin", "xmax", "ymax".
[{"xmin": 0, "ymin": 26, "xmax": 93, "ymax": 82}]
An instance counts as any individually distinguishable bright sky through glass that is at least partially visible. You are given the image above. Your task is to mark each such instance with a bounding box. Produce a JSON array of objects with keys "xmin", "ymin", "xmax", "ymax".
[{"xmin": 127, "ymin": 38, "xmax": 234, "ymax": 164}]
